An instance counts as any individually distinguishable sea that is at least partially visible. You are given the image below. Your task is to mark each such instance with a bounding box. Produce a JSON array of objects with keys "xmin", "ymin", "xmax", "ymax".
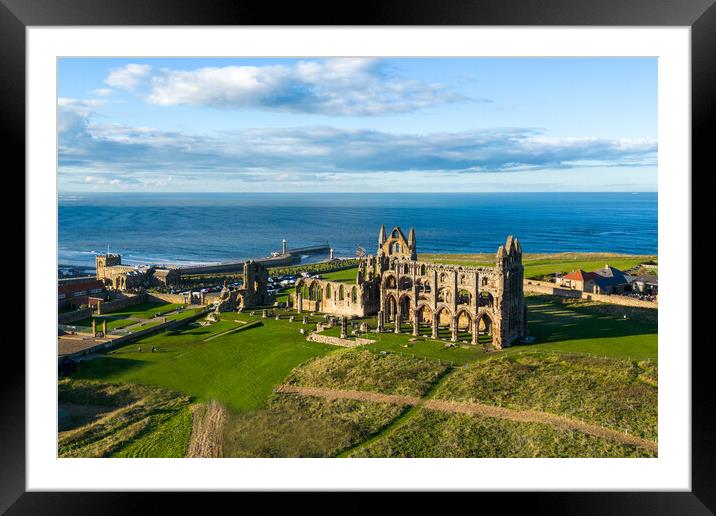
[{"xmin": 58, "ymin": 192, "xmax": 657, "ymax": 268}]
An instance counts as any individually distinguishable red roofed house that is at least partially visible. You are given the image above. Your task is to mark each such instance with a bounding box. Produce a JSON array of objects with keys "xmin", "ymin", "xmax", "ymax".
[
  {"xmin": 58, "ymin": 277, "xmax": 106, "ymax": 310},
  {"xmin": 557, "ymin": 264, "xmax": 632, "ymax": 294},
  {"xmin": 557, "ymin": 269, "xmax": 600, "ymax": 292}
]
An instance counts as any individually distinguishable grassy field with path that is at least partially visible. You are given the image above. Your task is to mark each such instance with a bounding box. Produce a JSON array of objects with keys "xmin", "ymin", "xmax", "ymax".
[{"xmin": 73, "ymin": 311, "xmax": 336, "ymax": 412}]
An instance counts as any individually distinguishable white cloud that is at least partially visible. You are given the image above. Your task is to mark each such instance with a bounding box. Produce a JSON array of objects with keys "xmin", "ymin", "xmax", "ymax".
[
  {"xmin": 59, "ymin": 101, "xmax": 657, "ymax": 185},
  {"xmin": 92, "ymin": 88, "xmax": 113, "ymax": 97},
  {"xmin": 106, "ymin": 59, "xmax": 468, "ymax": 116},
  {"xmin": 106, "ymin": 64, "xmax": 151, "ymax": 90}
]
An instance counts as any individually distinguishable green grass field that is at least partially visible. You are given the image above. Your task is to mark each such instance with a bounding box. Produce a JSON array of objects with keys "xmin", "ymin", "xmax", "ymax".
[
  {"xmin": 61, "ymin": 267, "xmax": 658, "ymax": 458},
  {"xmin": 419, "ymin": 252, "xmax": 656, "ymax": 279},
  {"xmin": 103, "ymin": 301, "xmax": 184, "ymax": 318},
  {"xmin": 286, "ymin": 349, "xmax": 448, "ymax": 396},
  {"xmin": 111, "ymin": 407, "xmax": 193, "ymax": 458},
  {"xmin": 349, "ymin": 409, "xmax": 655, "ymax": 458},
  {"xmin": 73, "ymin": 312, "xmax": 337, "ymax": 412},
  {"xmin": 58, "ymin": 379, "xmax": 193, "ymax": 458},
  {"xmin": 317, "ymin": 295, "xmax": 657, "ymax": 365},
  {"xmin": 318, "ymin": 268, "xmax": 358, "ymax": 283},
  {"xmin": 69, "ymin": 302, "xmax": 191, "ymax": 333},
  {"xmin": 224, "ymin": 395, "xmax": 404, "ymax": 458},
  {"xmin": 434, "ymin": 352, "xmax": 657, "ymax": 440}
]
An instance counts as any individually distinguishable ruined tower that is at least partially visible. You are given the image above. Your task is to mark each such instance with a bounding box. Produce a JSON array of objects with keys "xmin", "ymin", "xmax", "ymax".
[{"xmin": 494, "ymin": 236, "xmax": 527, "ymax": 347}]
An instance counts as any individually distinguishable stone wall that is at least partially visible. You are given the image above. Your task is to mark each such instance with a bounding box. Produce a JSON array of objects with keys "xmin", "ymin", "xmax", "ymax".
[
  {"xmin": 306, "ymin": 333, "xmax": 375, "ymax": 348},
  {"xmin": 147, "ymin": 292, "xmax": 191, "ymax": 304},
  {"xmin": 58, "ymin": 307, "xmax": 93, "ymax": 324},
  {"xmin": 96, "ymin": 293, "xmax": 147, "ymax": 315},
  {"xmin": 523, "ymin": 280, "xmax": 657, "ymax": 308},
  {"xmin": 579, "ymin": 291, "xmax": 658, "ymax": 308}
]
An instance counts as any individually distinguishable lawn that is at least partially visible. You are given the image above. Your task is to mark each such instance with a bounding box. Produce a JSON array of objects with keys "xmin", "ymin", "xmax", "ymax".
[
  {"xmin": 316, "ymin": 295, "xmax": 657, "ymax": 365},
  {"xmin": 69, "ymin": 302, "xmax": 191, "ymax": 332},
  {"xmin": 103, "ymin": 301, "xmax": 184, "ymax": 318},
  {"xmin": 72, "ymin": 315, "xmax": 137, "ymax": 332},
  {"xmin": 419, "ymin": 252, "xmax": 656, "ymax": 279},
  {"xmin": 73, "ymin": 312, "xmax": 337, "ymax": 412},
  {"xmin": 318, "ymin": 268, "xmax": 358, "ymax": 283}
]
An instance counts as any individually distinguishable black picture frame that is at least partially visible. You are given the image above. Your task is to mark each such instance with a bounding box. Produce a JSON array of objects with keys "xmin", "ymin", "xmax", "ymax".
[{"xmin": 2, "ymin": 0, "xmax": 711, "ymax": 512}]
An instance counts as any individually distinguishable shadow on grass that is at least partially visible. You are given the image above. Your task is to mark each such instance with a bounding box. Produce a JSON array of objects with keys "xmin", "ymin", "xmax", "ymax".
[
  {"xmin": 73, "ymin": 356, "xmax": 148, "ymax": 380},
  {"xmin": 526, "ymin": 297, "xmax": 656, "ymax": 344}
]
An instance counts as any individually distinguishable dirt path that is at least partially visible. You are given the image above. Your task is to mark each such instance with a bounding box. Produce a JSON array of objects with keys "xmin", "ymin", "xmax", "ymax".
[
  {"xmin": 275, "ymin": 384, "xmax": 419, "ymax": 406},
  {"xmin": 186, "ymin": 401, "xmax": 227, "ymax": 458},
  {"xmin": 275, "ymin": 384, "xmax": 657, "ymax": 453}
]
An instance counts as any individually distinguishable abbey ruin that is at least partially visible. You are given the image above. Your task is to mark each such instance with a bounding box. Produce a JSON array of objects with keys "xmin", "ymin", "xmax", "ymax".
[{"xmin": 293, "ymin": 225, "xmax": 528, "ymax": 349}]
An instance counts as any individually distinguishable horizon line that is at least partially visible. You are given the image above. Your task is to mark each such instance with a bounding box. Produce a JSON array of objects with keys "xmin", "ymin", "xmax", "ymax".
[{"xmin": 59, "ymin": 190, "xmax": 658, "ymax": 194}]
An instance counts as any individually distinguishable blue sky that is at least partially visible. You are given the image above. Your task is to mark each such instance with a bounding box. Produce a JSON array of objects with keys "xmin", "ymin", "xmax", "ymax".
[{"xmin": 58, "ymin": 57, "xmax": 657, "ymax": 192}]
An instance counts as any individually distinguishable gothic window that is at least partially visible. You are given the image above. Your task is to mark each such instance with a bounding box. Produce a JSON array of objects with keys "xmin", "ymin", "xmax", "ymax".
[
  {"xmin": 457, "ymin": 289, "xmax": 471, "ymax": 305},
  {"xmin": 438, "ymin": 288, "xmax": 450, "ymax": 303},
  {"xmin": 351, "ymin": 287, "xmax": 358, "ymax": 303},
  {"xmin": 339, "ymin": 285, "xmax": 345, "ymax": 300}
]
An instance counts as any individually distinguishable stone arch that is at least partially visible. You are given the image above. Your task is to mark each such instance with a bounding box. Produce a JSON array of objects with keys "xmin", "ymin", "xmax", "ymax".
[
  {"xmin": 402, "ymin": 263, "xmax": 409, "ymax": 274},
  {"xmin": 339, "ymin": 284, "xmax": 345, "ymax": 300},
  {"xmin": 350, "ymin": 286, "xmax": 358, "ymax": 303},
  {"xmin": 457, "ymin": 288, "xmax": 472, "ymax": 305},
  {"xmin": 437, "ymin": 287, "xmax": 451, "ymax": 304},
  {"xmin": 456, "ymin": 308, "xmax": 473, "ymax": 330},
  {"xmin": 418, "ymin": 279, "xmax": 432, "ymax": 294},
  {"xmin": 435, "ymin": 305, "xmax": 453, "ymax": 326},
  {"xmin": 385, "ymin": 293, "xmax": 398, "ymax": 321},
  {"xmin": 325, "ymin": 283, "xmax": 332, "ymax": 300},
  {"xmin": 415, "ymin": 303, "xmax": 433, "ymax": 324},
  {"xmin": 399, "ymin": 294, "xmax": 412, "ymax": 317},
  {"xmin": 309, "ymin": 281, "xmax": 323, "ymax": 302},
  {"xmin": 420, "ymin": 264, "xmax": 427, "ymax": 275},
  {"xmin": 384, "ymin": 274, "xmax": 397, "ymax": 289},
  {"xmin": 399, "ymin": 276, "xmax": 413, "ymax": 290},
  {"xmin": 479, "ymin": 291, "xmax": 494, "ymax": 308},
  {"xmin": 476, "ymin": 310, "xmax": 495, "ymax": 346}
]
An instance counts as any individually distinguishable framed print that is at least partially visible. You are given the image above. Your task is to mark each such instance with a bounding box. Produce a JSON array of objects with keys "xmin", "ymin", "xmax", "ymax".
[{"xmin": 3, "ymin": 0, "xmax": 712, "ymax": 512}]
